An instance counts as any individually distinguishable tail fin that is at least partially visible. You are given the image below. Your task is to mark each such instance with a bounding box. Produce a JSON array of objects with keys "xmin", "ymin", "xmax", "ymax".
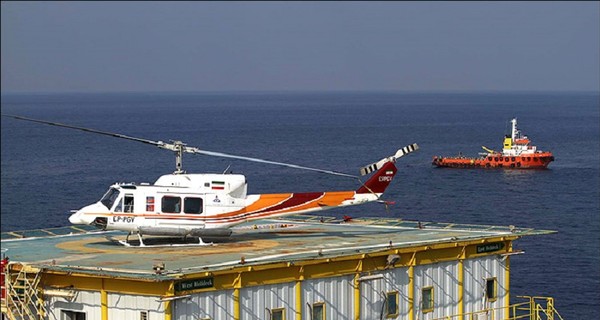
[
  {"xmin": 356, "ymin": 161, "xmax": 397, "ymax": 194},
  {"xmin": 356, "ymin": 143, "xmax": 418, "ymax": 195}
]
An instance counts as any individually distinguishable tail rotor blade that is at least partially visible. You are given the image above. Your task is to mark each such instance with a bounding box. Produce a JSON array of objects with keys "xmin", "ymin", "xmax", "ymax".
[
  {"xmin": 394, "ymin": 143, "xmax": 419, "ymax": 159},
  {"xmin": 359, "ymin": 143, "xmax": 419, "ymax": 176},
  {"xmin": 359, "ymin": 158, "xmax": 388, "ymax": 176}
]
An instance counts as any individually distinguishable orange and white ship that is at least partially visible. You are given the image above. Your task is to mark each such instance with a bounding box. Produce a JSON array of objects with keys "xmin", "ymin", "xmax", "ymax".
[{"xmin": 432, "ymin": 118, "xmax": 554, "ymax": 169}]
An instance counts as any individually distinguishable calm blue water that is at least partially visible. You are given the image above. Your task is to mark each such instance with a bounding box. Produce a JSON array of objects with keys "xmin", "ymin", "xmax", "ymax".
[{"xmin": 1, "ymin": 92, "xmax": 599, "ymax": 318}]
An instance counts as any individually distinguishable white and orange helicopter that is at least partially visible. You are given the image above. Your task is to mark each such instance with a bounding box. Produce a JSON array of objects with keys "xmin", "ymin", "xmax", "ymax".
[{"xmin": 3, "ymin": 114, "xmax": 418, "ymax": 246}]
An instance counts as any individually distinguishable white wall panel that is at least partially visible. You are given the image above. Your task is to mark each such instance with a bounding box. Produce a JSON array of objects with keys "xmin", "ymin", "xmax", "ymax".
[
  {"xmin": 303, "ymin": 275, "xmax": 354, "ymax": 320},
  {"xmin": 174, "ymin": 289, "xmax": 234, "ymax": 320},
  {"xmin": 414, "ymin": 261, "xmax": 459, "ymax": 319},
  {"xmin": 359, "ymin": 268, "xmax": 410, "ymax": 320},
  {"xmin": 464, "ymin": 255, "xmax": 507, "ymax": 319},
  {"xmin": 240, "ymin": 282, "xmax": 297, "ymax": 320},
  {"xmin": 108, "ymin": 293, "xmax": 163, "ymax": 320},
  {"xmin": 46, "ymin": 290, "xmax": 101, "ymax": 320}
]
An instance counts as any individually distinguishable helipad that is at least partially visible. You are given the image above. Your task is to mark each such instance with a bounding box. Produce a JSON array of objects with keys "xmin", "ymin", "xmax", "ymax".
[{"xmin": 1, "ymin": 215, "xmax": 556, "ymax": 320}]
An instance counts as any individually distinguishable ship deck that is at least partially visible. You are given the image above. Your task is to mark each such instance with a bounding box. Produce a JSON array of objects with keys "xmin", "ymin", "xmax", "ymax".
[{"xmin": 0, "ymin": 215, "xmax": 554, "ymax": 281}]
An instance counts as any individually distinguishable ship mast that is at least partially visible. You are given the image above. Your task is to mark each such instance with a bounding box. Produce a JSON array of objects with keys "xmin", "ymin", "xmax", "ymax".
[{"xmin": 511, "ymin": 118, "xmax": 518, "ymax": 141}]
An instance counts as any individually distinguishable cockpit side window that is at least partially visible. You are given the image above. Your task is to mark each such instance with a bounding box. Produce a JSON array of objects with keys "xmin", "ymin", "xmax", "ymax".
[
  {"xmin": 101, "ymin": 188, "xmax": 120, "ymax": 210},
  {"xmin": 114, "ymin": 197, "xmax": 123, "ymax": 212}
]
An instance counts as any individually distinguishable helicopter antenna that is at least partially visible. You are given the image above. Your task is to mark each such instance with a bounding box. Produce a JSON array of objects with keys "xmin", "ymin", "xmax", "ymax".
[{"xmin": 2, "ymin": 114, "xmax": 358, "ymax": 178}]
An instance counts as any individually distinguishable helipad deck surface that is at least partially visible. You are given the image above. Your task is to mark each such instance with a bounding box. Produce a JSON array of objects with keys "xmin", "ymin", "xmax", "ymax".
[{"xmin": 1, "ymin": 215, "xmax": 553, "ymax": 281}]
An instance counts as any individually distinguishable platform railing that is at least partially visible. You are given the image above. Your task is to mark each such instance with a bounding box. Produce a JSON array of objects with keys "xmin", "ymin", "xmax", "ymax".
[{"xmin": 430, "ymin": 296, "xmax": 563, "ymax": 320}]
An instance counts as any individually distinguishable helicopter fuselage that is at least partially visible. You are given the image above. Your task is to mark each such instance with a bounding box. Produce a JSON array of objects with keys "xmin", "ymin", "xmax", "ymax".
[
  {"xmin": 68, "ymin": 166, "xmax": 393, "ymax": 237},
  {"xmin": 3, "ymin": 114, "xmax": 418, "ymax": 244}
]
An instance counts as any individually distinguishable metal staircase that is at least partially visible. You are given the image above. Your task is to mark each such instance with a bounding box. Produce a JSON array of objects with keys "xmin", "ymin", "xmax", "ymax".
[{"xmin": 3, "ymin": 263, "xmax": 46, "ymax": 320}]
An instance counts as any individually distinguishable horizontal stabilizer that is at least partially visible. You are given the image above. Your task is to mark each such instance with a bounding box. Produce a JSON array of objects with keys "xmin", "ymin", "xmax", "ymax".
[{"xmin": 359, "ymin": 143, "xmax": 419, "ymax": 176}]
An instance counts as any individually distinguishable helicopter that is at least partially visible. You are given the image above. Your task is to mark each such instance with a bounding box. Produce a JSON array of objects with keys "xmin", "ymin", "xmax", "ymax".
[{"xmin": 2, "ymin": 114, "xmax": 419, "ymax": 246}]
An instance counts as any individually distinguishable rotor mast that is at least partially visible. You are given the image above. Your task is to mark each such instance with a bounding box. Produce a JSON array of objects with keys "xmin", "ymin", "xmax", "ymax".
[
  {"xmin": 173, "ymin": 141, "xmax": 185, "ymax": 174},
  {"xmin": 156, "ymin": 140, "xmax": 187, "ymax": 174}
]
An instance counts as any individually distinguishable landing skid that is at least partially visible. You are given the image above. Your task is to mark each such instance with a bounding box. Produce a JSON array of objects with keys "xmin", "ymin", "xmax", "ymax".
[{"xmin": 105, "ymin": 233, "xmax": 214, "ymax": 247}]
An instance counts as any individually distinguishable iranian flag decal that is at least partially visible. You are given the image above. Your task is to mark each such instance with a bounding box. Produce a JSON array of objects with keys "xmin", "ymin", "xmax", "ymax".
[{"xmin": 212, "ymin": 181, "xmax": 225, "ymax": 190}]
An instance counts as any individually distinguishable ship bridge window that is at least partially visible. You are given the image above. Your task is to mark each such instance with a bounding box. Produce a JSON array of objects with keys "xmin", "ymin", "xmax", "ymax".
[
  {"xmin": 184, "ymin": 197, "xmax": 203, "ymax": 214},
  {"xmin": 100, "ymin": 188, "xmax": 120, "ymax": 210},
  {"xmin": 162, "ymin": 196, "xmax": 181, "ymax": 213}
]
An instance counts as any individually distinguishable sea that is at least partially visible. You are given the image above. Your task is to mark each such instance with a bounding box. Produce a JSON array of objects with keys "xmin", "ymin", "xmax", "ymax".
[{"xmin": 1, "ymin": 92, "xmax": 599, "ymax": 318}]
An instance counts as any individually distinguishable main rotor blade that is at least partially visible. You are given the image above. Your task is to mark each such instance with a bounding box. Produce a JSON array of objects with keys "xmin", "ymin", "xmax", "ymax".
[
  {"xmin": 189, "ymin": 148, "xmax": 358, "ymax": 178},
  {"xmin": 3, "ymin": 114, "xmax": 359, "ymax": 178},
  {"xmin": 2, "ymin": 114, "xmax": 162, "ymax": 147}
]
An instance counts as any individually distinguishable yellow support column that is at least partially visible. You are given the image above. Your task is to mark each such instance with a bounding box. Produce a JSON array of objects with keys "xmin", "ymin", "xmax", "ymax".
[
  {"xmin": 233, "ymin": 288, "xmax": 240, "ymax": 320},
  {"xmin": 101, "ymin": 278, "xmax": 108, "ymax": 320},
  {"xmin": 164, "ymin": 282, "xmax": 174, "ymax": 320},
  {"xmin": 233, "ymin": 273, "xmax": 242, "ymax": 320},
  {"xmin": 295, "ymin": 279, "xmax": 303, "ymax": 320},
  {"xmin": 505, "ymin": 242, "xmax": 512, "ymax": 315},
  {"xmin": 458, "ymin": 259, "xmax": 464, "ymax": 318},
  {"xmin": 101, "ymin": 289, "xmax": 108, "ymax": 320},
  {"xmin": 354, "ymin": 259, "xmax": 363, "ymax": 320},
  {"xmin": 354, "ymin": 273, "xmax": 360, "ymax": 320},
  {"xmin": 408, "ymin": 251, "xmax": 418, "ymax": 320},
  {"xmin": 408, "ymin": 265, "xmax": 414, "ymax": 320},
  {"xmin": 458, "ymin": 246, "xmax": 465, "ymax": 319}
]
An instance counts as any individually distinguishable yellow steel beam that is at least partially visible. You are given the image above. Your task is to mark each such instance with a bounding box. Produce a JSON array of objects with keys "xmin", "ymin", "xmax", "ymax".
[
  {"xmin": 233, "ymin": 273, "xmax": 241, "ymax": 320},
  {"xmin": 458, "ymin": 259, "xmax": 464, "ymax": 317},
  {"xmin": 354, "ymin": 273, "xmax": 360, "ymax": 320},
  {"xmin": 101, "ymin": 279, "xmax": 108, "ymax": 320},
  {"xmin": 505, "ymin": 241, "xmax": 512, "ymax": 315},
  {"xmin": 295, "ymin": 279, "xmax": 302, "ymax": 320},
  {"xmin": 164, "ymin": 282, "xmax": 174, "ymax": 320},
  {"xmin": 408, "ymin": 252, "xmax": 416, "ymax": 320}
]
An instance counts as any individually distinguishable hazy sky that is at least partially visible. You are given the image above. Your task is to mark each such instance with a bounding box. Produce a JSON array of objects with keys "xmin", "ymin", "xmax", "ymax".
[{"xmin": 1, "ymin": 1, "xmax": 599, "ymax": 93}]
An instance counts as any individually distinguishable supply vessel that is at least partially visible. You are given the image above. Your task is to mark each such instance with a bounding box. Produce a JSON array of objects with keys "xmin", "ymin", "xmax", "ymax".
[{"xmin": 432, "ymin": 118, "xmax": 554, "ymax": 169}]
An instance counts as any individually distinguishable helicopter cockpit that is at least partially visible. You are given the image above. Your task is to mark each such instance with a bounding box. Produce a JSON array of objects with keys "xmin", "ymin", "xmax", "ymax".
[{"xmin": 100, "ymin": 187, "xmax": 120, "ymax": 210}]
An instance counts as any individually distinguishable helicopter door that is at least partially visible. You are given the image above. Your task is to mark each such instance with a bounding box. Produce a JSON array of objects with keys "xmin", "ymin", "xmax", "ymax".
[{"xmin": 123, "ymin": 194, "xmax": 134, "ymax": 213}]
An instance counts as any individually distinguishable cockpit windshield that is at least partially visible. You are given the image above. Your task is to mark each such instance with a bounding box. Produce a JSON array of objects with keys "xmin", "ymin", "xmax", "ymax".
[{"xmin": 100, "ymin": 188, "xmax": 120, "ymax": 210}]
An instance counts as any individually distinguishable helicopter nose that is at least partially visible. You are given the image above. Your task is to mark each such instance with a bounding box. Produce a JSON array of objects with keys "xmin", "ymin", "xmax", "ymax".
[
  {"xmin": 69, "ymin": 211, "xmax": 82, "ymax": 224},
  {"xmin": 69, "ymin": 210, "xmax": 88, "ymax": 225}
]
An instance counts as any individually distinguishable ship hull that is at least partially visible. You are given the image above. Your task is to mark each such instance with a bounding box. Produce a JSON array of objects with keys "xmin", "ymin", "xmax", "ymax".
[{"xmin": 432, "ymin": 152, "xmax": 554, "ymax": 169}]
